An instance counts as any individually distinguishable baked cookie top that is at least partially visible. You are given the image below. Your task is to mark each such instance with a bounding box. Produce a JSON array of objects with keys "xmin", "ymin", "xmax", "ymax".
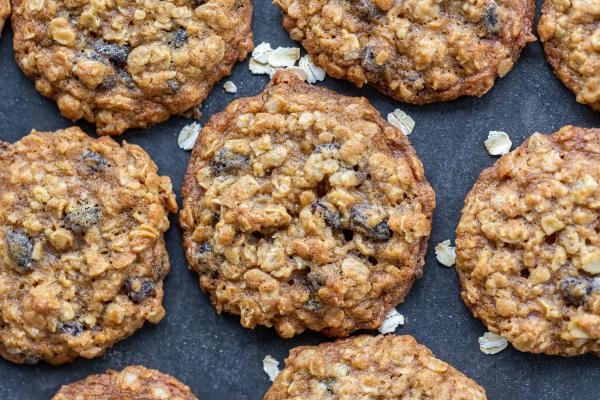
[
  {"xmin": 456, "ymin": 126, "xmax": 600, "ymax": 356},
  {"xmin": 52, "ymin": 365, "xmax": 198, "ymax": 400},
  {"xmin": 0, "ymin": 0, "xmax": 9, "ymax": 34},
  {"xmin": 275, "ymin": 0, "xmax": 535, "ymax": 104},
  {"xmin": 180, "ymin": 71, "xmax": 435, "ymax": 338},
  {"xmin": 264, "ymin": 335, "xmax": 487, "ymax": 400},
  {"xmin": 11, "ymin": 0, "xmax": 253, "ymax": 135},
  {"xmin": 0, "ymin": 127, "xmax": 177, "ymax": 365},
  {"xmin": 539, "ymin": 0, "xmax": 600, "ymax": 111}
]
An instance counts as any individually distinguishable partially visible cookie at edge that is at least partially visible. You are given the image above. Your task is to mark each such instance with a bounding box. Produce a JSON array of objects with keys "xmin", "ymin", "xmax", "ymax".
[
  {"xmin": 0, "ymin": 0, "xmax": 9, "ymax": 34},
  {"xmin": 456, "ymin": 126, "xmax": 600, "ymax": 356},
  {"xmin": 264, "ymin": 335, "xmax": 487, "ymax": 400},
  {"xmin": 538, "ymin": 0, "xmax": 600, "ymax": 111},
  {"xmin": 52, "ymin": 365, "xmax": 198, "ymax": 400},
  {"xmin": 11, "ymin": 0, "xmax": 253, "ymax": 135},
  {"xmin": 180, "ymin": 70, "xmax": 435, "ymax": 338},
  {"xmin": 275, "ymin": 0, "xmax": 535, "ymax": 104},
  {"xmin": 0, "ymin": 127, "xmax": 177, "ymax": 364}
]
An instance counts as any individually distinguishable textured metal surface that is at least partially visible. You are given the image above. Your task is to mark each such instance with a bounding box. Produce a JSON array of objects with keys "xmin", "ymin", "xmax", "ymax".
[{"xmin": 0, "ymin": 0, "xmax": 599, "ymax": 398}]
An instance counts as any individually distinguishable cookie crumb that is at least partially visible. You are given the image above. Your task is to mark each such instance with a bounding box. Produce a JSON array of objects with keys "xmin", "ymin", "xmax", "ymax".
[
  {"xmin": 223, "ymin": 81, "xmax": 238, "ymax": 94},
  {"xmin": 268, "ymin": 47, "xmax": 301, "ymax": 68},
  {"xmin": 435, "ymin": 240, "xmax": 456, "ymax": 267},
  {"xmin": 178, "ymin": 122, "xmax": 202, "ymax": 151},
  {"xmin": 484, "ymin": 131, "xmax": 512, "ymax": 155},
  {"xmin": 263, "ymin": 355, "xmax": 280, "ymax": 381},
  {"xmin": 478, "ymin": 332, "xmax": 508, "ymax": 355},
  {"xmin": 298, "ymin": 55, "xmax": 326, "ymax": 84},
  {"xmin": 387, "ymin": 109, "xmax": 415, "ymax": 135},
  {"xmin": 379, "ymin": 308, "xmax": 405, "ymax": 334}
]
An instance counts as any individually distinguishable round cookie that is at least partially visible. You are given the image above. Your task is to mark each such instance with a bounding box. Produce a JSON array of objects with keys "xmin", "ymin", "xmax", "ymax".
[
  {"xmin": 264, "ymin": 335, "xmax": 487, "ymax": 400},
  {"xmin": 274, "ymin": 0, "xmax": 535, "ymax": 104},
  {"xmin": 11, "ymin": 0, "xmax": 253, "ymax": 135},
  {"xmin": 539, "ymin": 0, "xmax": 600, "ymax": 111},
  {"xmin": 456, "ymin": 126, "xmax": 600, "ymax": 356},
  {"xmin": 0, "ymin": 0, "xmax": 9, "ymax": 34},
  {"xmin": 0, "ymin": 127, "xmax": 177, "ymax": 364},
  {"xmin": 180, "ymin": 70, "xmax": 435, "ymax": 338},
  {"xmin": 52, "ymin": 365, "xmax": 198, "ymax": 400}
]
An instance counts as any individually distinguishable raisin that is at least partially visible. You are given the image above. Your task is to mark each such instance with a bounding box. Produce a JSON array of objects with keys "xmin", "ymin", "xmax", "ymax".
[
  {"xmin": 304, "ymin": 297, "xmax": 324, "ymax": 311},
  {"xmin": 172, "ymin": 28, "xmax": 188, "ymax": 48},
  {"xmin": 321, "ymin": 378, "xmax": 336, "ymax": 395},
  {"xmin": 94, "ymin": 41, "xmax": 129, "ymax": 68},
  {"xmin": 98, "ymin": 74, "xmax": 117, "ymax": 90},
  {"xmin": 356, "ymin": 0, "xmax": 383, "ymax": 20},
  {"xmin": 314, "ymin": 143, "xmax": 340, "ymax": 153},
  {"xmin": 210, "ymin": 148, "xmax": 249, "ymax": 175},
  {"xmin": 197, "ymin": 242, "xmax": 213, "ymax": 262},
  {"xmin": 6, "ymin": 230, "xmax": 33, "ymax": 271},
  {"xmin": 560, "ymin": 276, "xmax": 589, "ymax": 306},
  {"xmin": 312, "ymin": 200, "xmax": 342, "ymax": 229},
  {"xmin": 350, "ymin": 205, "xmax": 392, "ymax": 241},
  {"xmin": 484, "ymin": 3, "xmax": 500, "ymax": 35},
  {"xmin": 167, "ymin": 80, "xmax": 180, "ymax": 93},
  {"xmin": 82, "ymin": 150, "xmax": 109, "ymax": 172},
  {"xmin": 124, "ymin": 277, "xmax": 156, "ymax": 303},
  {"xmin": 193, "ymin": 0, "xmax": 207, "ymax": 5},
  {"xmin": 59, "ymin": 321, "xmax": 84, "ymax": 336},
  {"xmin": 361, "ymin": 46, "xmax": 385, "ymax": 73},
  {"xmin": 65, "ymin": 203, "xmax": 100, "ymax": 233},
  {"xmin": 117, "ymin": 69, "xmax": 136, "ymax": 89}
]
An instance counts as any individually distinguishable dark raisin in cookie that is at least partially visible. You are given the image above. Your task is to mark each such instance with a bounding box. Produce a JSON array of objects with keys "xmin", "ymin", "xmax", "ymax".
[{"xmin": 180, "ymin": 71, "xmax": 435, "ymax": 338}]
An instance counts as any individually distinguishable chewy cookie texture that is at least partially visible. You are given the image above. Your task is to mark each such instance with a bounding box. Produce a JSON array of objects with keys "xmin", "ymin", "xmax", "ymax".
[
  {"xmin": 0, "ymin": 0, "xmax": 9, "ymax": 34},
  {"xmin": 275, "ymin": 0, "xmax": 535, "ymax": 104},
  {"xmin": 456, "ymin": 126, "xmax": 600, "ymax": 356},
  {"xmin": 180, "ymin": 71, "xmax": 435, "ymax": 338},
  {"xmin": 11, "ymin": 0, "xmax": 253, "ymax": 135},
  {"xmin": 0, "ymin": 127, "xmax": 177, "ymax": 365},
  {"xmin": 539, "ymin": 0, "xmax": 600, "ymax": 111},
  {"xmin": 52, "ymin": 365, "xmax": 198, "ymax": 400},
  {"xmin": 264, "ymin": 335, "xmax": 487, "ymax": 400}
]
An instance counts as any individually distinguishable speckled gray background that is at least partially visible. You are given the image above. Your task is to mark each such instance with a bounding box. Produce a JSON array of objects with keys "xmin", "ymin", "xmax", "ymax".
[{"xmin": 0, "ymin": 0, "xmax": 599, "ymax": 398}]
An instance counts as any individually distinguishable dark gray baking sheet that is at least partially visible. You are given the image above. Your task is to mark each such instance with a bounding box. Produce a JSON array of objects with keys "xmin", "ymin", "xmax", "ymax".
[{"xmin": 0, "ymin": 0, "xmax": 599, "ymax": 398}]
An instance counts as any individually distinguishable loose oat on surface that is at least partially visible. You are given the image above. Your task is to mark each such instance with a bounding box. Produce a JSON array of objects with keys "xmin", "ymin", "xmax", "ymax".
[
  {"xmin": 11, "ymin": 0, "xmax": 253, "ymax": 135},
  {"xmin": 0, "ymin": 0, "xmax": 9, "ymax": 34},
  {"xmin": 263, "ymin": 355, "xmax": 281, "ymax": 381},
  {"xmin": 0, "ymin": 127, "xmax": 177, "ymax": 365},
  {"xmin": 52, "ymin": 365, "xmax": 198, "ymax": 399},
  {"xmin": 378, "ymin": 308, "xmax": 404, "ymax": 333},
  {"xmin": 179, "ymin": 70, "xmax": 435, "ymax": 338},
  {"xmin": 484, "ymin": 131, "xmax": 512, "ymax": 155},
  {"xmin": 275, "ymin": 0, "xmax": 535, "ymax": 104},
  {"xmin": 264, "ymin": 335, "xmax": 487, "ymax": 400},
  {"xmin": 478, "ymin": 332, "xmax": 508, "ymax": 355},
  {"xmin": 435, "ymin": 240, "xmax": 456, "ymax": 267},
  {"xmin": 387, "ymin": 109, "xmax": 415, "ymax": 136},
  {"xmin": 224, "ymin": 81, "xmax": 238, "ymax": 94},
  {"xmin": 539, "ymin": 0, "xmax": 600, "ymax": 111},
  {"xmin": 456, "ymin": 126, "xmax": 600, "ymax": 356},
  {"xmin": 178, "ymin": 122, "xmax": 202, "ymax": 151}
]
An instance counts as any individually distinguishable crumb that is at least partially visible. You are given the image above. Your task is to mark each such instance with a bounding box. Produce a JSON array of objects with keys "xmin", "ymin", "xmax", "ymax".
[
  {"xmin": 298, "ymin": 55, "xmax": 326, "ymax": 84},
  {"xmin": 263, "ymin": 355, "xmax": 280, "ymax": 382},
  {"xmin": 268, "ymin": 47, "xmax": 301, "ymax": 68},
  {"xmin": 379, "ymin": 308, "xmax": 405, "ymax": 334},
  {"xmin": 387, "ymin": 109, "xmax": 415, "ymax": 136},
  {"xmin": 178, "ymin": 122, "xmax": 202, "ymax": 151},
  {"xmin": 224, "ymin": 81, "xmax": 238, "ymax": 93},
  {"xmin": 478, "ymin": 332, "xmax": 508, "ymax": 355},
  {"xmin": 435, "ymin": 240, "xmax": 456, "ymax": 267},
  {"xmin": 484, "ymin": 131, "xmax": 512, "ymax": 155}
]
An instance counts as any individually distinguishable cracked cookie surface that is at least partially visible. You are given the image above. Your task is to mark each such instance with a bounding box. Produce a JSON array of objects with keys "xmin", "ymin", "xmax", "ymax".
[
  {"xmin": 52, "ymin": 365, "xmax": 198, "ymax": 400},
  {"xmin": 264, "ymin": 335, "xmax": 487, "ymax": 400},
  {"xmin": 0, "ymin": 0, "xmax": 8, "ymax": 34},
  {"xmin": 456, "ymin": 126, "xmax": 600, "ymax": 356},
  {"xmin": 11, "ymin": 0, "xmax": 253, "ymax": 135},
  {"xmin": 180, "ymin": 71, "xmax": 435, "ymax": 338},
  {"xmin": 0, "ymin": 127, "xmax": 177, "ymax": 364},
  {"xmin": 539, "ymin": 0, "xmax": 600, "ymax": 111},
  {"xmin": 275, "ymin": 0, "xmax": 535, "ymax": 104}
]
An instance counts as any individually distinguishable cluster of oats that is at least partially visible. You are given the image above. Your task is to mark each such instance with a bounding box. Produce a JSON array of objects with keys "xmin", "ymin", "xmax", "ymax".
[{"xmin": 249, "ymin": 42, "xmax": 326, "ymax": 84}]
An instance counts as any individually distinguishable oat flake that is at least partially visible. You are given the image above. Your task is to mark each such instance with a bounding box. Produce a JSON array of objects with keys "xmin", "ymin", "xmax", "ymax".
[
  {"xmin": 298, "ymin": 55, "xmax": 326, "ymax": 84},
  {"xmin": 485, "ymin": 131, "xmax": 512, "ymax": 155},
  {"xmin": 379, "ymin": 308, "xmax": 405, "ymax": 334},
  {"xmin": 435, "ymin": 240, "xmax": 456, "ymax": 267},
  {"xmin": 177, "ymin": 122, "xmax": 201, "ymax": 151},
  {"xmin": 387, "ymin": 109, "xmax": 415, "ymax": 135},
  {"xmin": 263, "ymin": 355, "xmax": 280, "ymax": 381},
  {"xmin": 268, "ymin": 47, "xmax": 301, "ymax": 68},
  {"xmin": 223, "ymin": 81, "xmax": 237, "ymax": 93},
  {"xmin": 478, "ymin": 332, "xmax": 508, "ymax": 355}
]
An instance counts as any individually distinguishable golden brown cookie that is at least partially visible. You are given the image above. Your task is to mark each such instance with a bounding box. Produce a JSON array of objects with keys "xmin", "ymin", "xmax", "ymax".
[
  {"xmin": 0, "ymin": 0, "xmax": 9, "ymax": 34},
  {"xmin": 539, "ymin": 0, "xmax": 600, "ymax": 111},
  {"xmin": 0, "ymin": 127, "xmax": 177, "ymax": 364},
  {"xmin": 11, "ymin": 0, "xmax": 253, "ymax": 135},
  {"xmin": 180, "ymin": 70, "xmax": 435, "ymax": 338},
  {"xmin": 274, "ymin": 0, "xmax": 535, "ymax": 104},
  {"xmin": 264, "ymin": 335, "xmax": 487, "ymax": 400},
  {"xmin": 52, "ymin": 365, "xmax": 198, "ymax": 400},
  {"xmin": 456, "ymin": 126, "xmax": 600, "ymax": 356}
]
